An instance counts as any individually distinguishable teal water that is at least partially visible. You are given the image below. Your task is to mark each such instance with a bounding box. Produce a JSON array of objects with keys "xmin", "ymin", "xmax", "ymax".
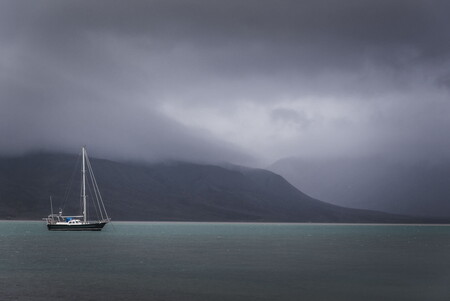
[{"xmin": 1, "ymin": 221, "xmax": 450, "ymax": 301}]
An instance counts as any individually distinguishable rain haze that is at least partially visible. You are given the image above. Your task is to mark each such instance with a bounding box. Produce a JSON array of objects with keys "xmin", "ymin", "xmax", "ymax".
[
  {"xmin": 2, "ymin": 1, "xmax": 450, "ymax": 214},
  {"xmin": 5, "ymin": 4, "xmax": 450, "ymax": 299}
]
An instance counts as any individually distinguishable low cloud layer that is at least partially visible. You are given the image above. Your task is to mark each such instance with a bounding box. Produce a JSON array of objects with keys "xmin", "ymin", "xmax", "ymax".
[{"xmin": 1, "ymin": 0, "xmax": 450, "ymax": 165}]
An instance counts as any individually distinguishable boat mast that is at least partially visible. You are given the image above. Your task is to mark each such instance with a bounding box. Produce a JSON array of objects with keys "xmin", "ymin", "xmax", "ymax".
[
  {"xmin": 82, "ymin": 146, "xmax": 87, "ymax": 224},
  {"xmin": 50, "ymin": 196, "xmax": 53, "ymax": 218}
]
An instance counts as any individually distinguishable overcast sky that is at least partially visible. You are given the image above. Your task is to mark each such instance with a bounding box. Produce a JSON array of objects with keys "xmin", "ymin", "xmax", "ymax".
[{"xmin": 1, "ymin": 0, "xmax": 450, "ymax": 166}]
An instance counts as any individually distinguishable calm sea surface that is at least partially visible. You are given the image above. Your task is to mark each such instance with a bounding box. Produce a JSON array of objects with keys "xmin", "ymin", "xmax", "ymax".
[{"xmin": 1, "ymin": 221, "xmax": 450, "ymax": 301}]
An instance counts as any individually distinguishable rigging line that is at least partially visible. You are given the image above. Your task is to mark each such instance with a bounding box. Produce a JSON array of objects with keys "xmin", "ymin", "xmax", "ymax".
[
  {"xmin": 86, "ymin": 162, "xmax": 103, "ymax": 221},
  {"xmin": 79, "ymin": 169, "xmax": 83, "ymax": 216},
  {"xmin": 86, "ymin": 178, "xmax": 101, "ymax": 221},
  {"xmin": 86, "ymin": 156, "xmax": 104, "ymax": 220},
  {"xmin": 86, "ymin": 155, "xmax": 110, "ymax": 220}
]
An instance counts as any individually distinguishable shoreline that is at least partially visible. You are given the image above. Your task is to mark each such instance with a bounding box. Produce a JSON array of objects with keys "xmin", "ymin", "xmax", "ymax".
[{"xmin": 1, "ymin": 219, "xmax": 449, "ymax": 226}]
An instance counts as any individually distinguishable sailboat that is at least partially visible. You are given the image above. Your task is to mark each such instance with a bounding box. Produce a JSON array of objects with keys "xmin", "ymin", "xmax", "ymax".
[{"xmin": 44, "ymin": 146, "xmax": 111, "ymax": 231}]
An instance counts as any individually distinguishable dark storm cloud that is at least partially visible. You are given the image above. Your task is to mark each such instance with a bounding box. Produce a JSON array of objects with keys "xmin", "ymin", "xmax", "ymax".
[{"xmin": 1, "ymin": 0, "xmax": 450, "ymax": 164}]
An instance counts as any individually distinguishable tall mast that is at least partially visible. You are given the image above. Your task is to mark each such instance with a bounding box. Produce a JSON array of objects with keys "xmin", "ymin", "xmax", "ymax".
[
  {"xmin": 82, "ymin": 146, "xmax": 87, "ymax": 223},
  {"xmin": 50, "ymin": 196, "xmax": 54, "ymax": 218}
]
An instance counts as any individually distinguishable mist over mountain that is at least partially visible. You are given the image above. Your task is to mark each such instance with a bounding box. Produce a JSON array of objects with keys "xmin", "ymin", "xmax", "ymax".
[
  {"xmin": 269, "ymin": 157, "xmax": 450, "ymax": 218},
  {"xmin": 2, "ymin": 1, "xmax": 450, "ymax": 168},
  {"xmin": 2, "ymin": 1, "xmax": 450, "ymax": 219},
  {"xmin": 0, "ymin": 152, "xmax": 431, "ymax": 223}
]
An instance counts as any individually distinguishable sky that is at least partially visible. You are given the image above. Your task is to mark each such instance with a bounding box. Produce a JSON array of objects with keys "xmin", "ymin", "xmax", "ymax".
[{"xmin": 1, "ymin": 0, "xmax": 450, "ymax": 166}]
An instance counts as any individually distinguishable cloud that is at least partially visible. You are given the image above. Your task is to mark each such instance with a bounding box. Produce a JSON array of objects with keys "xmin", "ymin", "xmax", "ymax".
[{"xmin": 1, "ymin": 0, "xmax": 450, "ymax": 165}]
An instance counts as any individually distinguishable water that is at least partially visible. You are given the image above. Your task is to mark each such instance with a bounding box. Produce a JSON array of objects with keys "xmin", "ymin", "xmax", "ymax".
[{"xmin": 1, "ymin": 221, "xmax": 450, "ymax": 301}]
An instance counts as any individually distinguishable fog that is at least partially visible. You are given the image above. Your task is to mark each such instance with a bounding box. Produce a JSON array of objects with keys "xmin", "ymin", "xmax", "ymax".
[{"xmin": 1, "ymin": 0, "xmax": 450, "ymax": 166}]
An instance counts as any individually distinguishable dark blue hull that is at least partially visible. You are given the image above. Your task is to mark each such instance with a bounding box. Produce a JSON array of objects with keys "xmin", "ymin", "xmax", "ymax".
[{"xmin": 47, "ymin": 222, "xmax": 108, "ymax": 231}]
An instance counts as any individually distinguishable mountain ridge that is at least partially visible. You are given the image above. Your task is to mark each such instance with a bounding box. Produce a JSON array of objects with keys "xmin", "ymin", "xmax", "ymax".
[
  {"xmin": 0, "ymin": 152, "xmax": 444, "ymax": 223},
  {"xmin": 269, "ymin": 156, "xmax": 450, "ymax": 218}
]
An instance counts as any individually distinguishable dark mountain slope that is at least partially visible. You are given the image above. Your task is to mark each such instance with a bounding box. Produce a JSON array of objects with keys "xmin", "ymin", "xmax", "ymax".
[
  {"xmin": 269, "ymin": 157, "xmax": 450, "ymax": 217},
  {"xmin": 0, "ymin": 153, "xmax": 434, "ymax": 222}
]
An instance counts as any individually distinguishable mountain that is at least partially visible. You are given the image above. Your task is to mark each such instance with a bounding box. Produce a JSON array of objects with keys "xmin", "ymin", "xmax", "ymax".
[
  {"xmin": 0, "ymin": 152, "xmax": 440, "ymax": 222},
  {"xmin": 269, "ymin": 157, "xmax": 450, "ymax": 218}
]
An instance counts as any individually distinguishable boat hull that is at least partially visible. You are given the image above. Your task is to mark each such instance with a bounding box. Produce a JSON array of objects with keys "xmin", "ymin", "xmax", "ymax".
[{"xmin": 47, "ymin": 222, "xmax": 108, "ymax": 231}]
